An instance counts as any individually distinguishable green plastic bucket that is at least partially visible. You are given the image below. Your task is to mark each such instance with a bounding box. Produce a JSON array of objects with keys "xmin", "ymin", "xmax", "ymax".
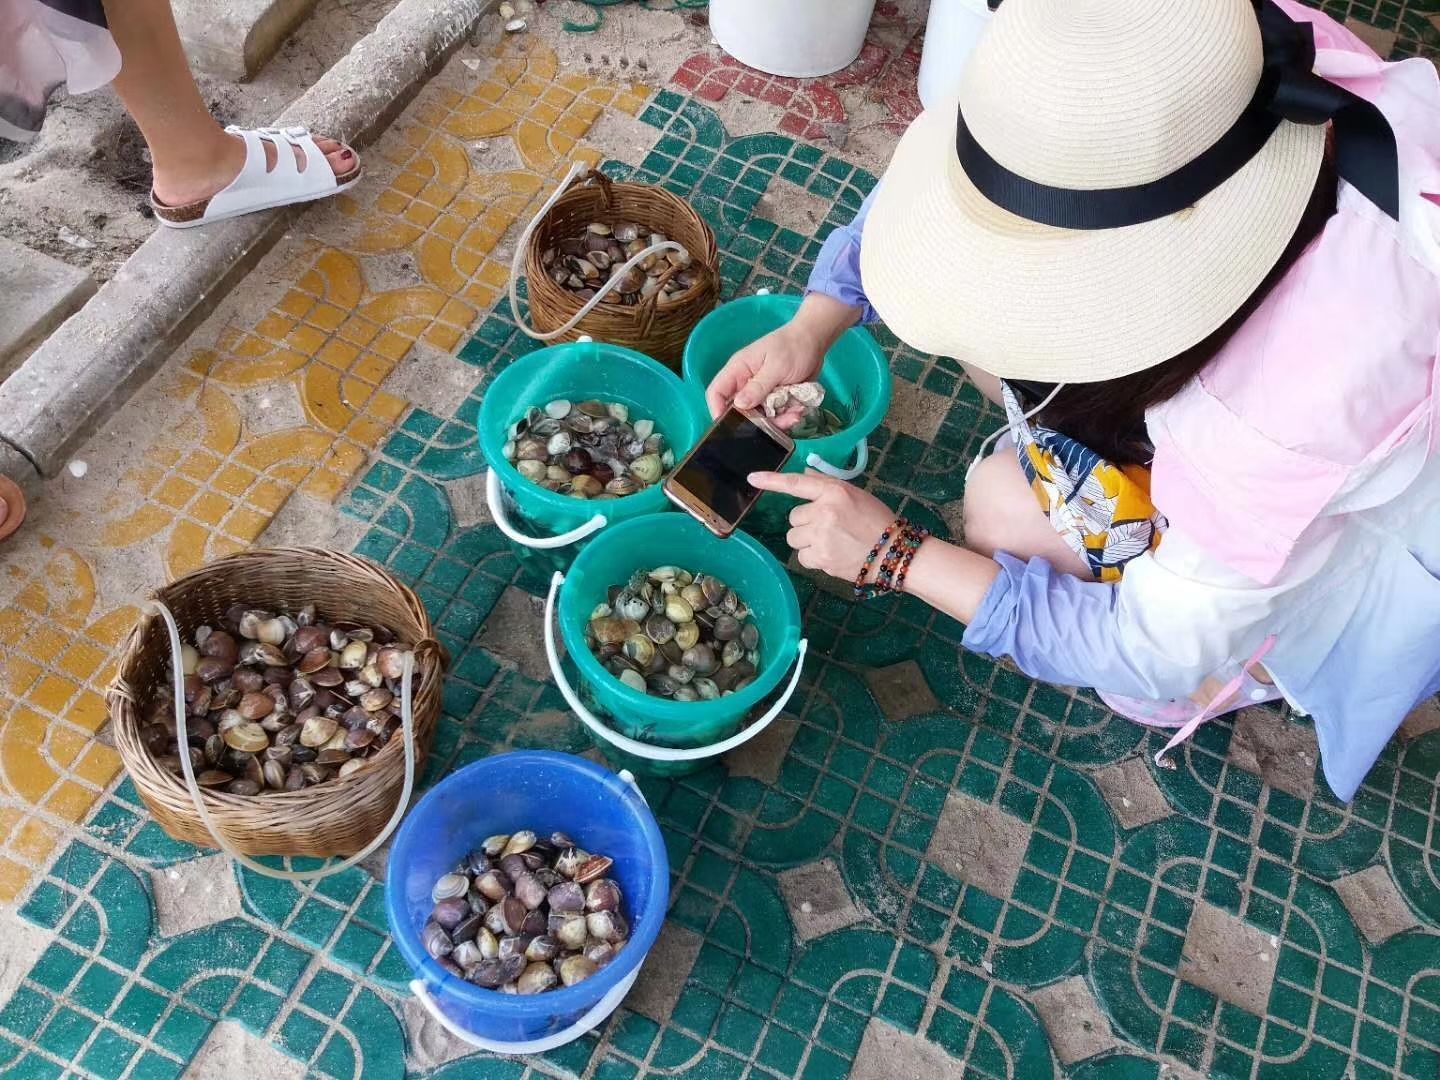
[
  {"xmin": 682, "ymin": 292, "xmax": 892, "ymax": 533},
  {"xmin": 543, "ymin": 513, "xmax": 807, "ymax": 777},
  {"xmin": 479, "ymin": 341, "xmax": 708, "ymax": 575}
]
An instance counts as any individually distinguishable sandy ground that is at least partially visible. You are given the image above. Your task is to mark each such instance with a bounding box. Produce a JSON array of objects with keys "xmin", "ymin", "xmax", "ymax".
[{"xmin": 0, "ymin": 0, "xmax": 397, "ymax": 284}]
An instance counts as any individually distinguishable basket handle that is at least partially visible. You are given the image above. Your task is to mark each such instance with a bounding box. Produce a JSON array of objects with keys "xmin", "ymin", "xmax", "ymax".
[
  {"xmin": 148, "ymin": 599, "xmax": 418, "ymax": 881},
  {"xmin": 507, "ymin": 163, "xmax": 697, "ymax": 342},
  {"xmin": 543, "ymin": 571, "xmax": 809, "ymax": 761}
]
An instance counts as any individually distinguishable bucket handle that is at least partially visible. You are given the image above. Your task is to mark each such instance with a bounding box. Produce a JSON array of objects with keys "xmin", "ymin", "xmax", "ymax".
[
  {"xmin": 408, "ymin": 966, "xmax": 640, "ymax": 1055},
  {"xmin": 486, "ymin": 469, "xmax": 608, "ymax": 550},
  {"xmin": 507, "ymin": 163, "xmax": 695, "ymax": 342},
  {"xmin": 804, "ymin": 441, "xmax": 869, "ymax": 482},
  {"xmin": 544, "ymin": 572, "xmax": 808, "ymax": 761},
  {"xmin": 150, "ymin": 599, "xmax": 417, "ymax": 882}
]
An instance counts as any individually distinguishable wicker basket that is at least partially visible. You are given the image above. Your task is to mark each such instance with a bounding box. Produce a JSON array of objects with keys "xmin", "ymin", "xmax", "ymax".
[
  {"xmin": 107, "ymin": 548, "xmax": 447, "ymax": 858},
  {"xmin": 523, "ymin": 171, "xmax": 719, "ymax": 369}
]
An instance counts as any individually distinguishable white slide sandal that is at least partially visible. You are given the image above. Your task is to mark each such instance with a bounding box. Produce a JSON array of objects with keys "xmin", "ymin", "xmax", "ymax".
[{"xmin": 151, "ymin": 125, "xmax": 362, "ymax": 229}]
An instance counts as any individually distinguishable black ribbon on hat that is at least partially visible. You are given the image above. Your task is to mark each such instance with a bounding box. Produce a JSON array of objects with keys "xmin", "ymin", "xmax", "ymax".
[{"xmin": 954, "ymin": 0, "xmax": 1400, "ymax": 229}]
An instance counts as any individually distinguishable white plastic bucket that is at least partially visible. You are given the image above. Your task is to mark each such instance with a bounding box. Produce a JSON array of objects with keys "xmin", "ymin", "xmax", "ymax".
[
  {"xmin": 918, "ymin": 0, "xmax": 995, "ymax": 112},
  {"xmin": 709, "ymin": 0, "xmax": 878, "ymax": 79}
]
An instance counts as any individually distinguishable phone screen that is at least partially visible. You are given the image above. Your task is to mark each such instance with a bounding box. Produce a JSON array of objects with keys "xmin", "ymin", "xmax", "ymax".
[{"xmin": 671, "ymin": 410, "xmax": 791, "ymax": 526}]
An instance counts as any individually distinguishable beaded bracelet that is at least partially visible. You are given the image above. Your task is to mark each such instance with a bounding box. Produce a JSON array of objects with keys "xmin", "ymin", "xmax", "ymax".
[
  {"xmin": 854, "ymin": 518, "xmax": 930, "ymax": 600},
  {"xmin": 892, "ymin": 523, "xmax": 930, "ymax": 594},
  {"xmin": 853, "ymin": 518, "xmax": 905, "ymax": 600},
  {"xmin": 872, "ymin": 526, "xmax": 922, "ymax": 594},
  {"xmin": 881, "ymin": 521, "xmax": 927, "ymax": 596}
]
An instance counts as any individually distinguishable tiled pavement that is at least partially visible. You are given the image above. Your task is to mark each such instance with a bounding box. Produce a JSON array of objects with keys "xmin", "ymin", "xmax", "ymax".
[{"xmin": 3, "ymin": 1, "xmax": 1440, "ymax": 1077}]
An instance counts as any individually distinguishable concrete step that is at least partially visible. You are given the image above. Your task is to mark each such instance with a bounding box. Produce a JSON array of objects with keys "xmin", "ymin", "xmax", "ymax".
[
  {"xmin": 173, "ymin": 0, "xmax": 322, "ymax": 81},
  {"xmin": 0, "ymin": 237, "xmax": 95, "ymax": 381}
]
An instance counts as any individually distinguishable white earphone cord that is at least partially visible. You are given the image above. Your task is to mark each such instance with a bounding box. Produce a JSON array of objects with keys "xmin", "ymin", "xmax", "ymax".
[{"xmin": 967, "ymin": 381, "xmax": 1066, "ymax": 479}]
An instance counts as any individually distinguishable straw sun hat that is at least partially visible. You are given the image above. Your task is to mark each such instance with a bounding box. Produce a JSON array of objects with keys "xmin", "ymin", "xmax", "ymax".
[{"xmin": 861, "ymin": 0, "xmax": 1399, "ymax": 383}]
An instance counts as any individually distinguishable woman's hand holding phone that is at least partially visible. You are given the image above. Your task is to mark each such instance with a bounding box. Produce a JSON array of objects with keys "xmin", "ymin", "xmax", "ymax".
[{"xmin": 704, "ymin": 293, "xmax": 863, "ymax": 424}]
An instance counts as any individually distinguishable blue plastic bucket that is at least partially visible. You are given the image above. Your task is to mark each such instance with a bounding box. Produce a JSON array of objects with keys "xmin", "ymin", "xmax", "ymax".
[
  {"xmin": 479, "ymin": 340, "xmax": 709, "ymax": 575},
  {"xmin": 682, "ymin": 293, "xmax": 892, "ymax": 533},
  {"xmin": 386, "ymin": 751, "xmax": 669, "ymax": 1052}
]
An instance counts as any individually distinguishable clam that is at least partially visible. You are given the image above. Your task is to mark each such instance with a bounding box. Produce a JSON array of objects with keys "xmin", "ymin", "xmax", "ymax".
[
  {"xmin": 201, "ymin": 630, "xmax": 240, "ymax": 662},
  {"xmin": 559, "ymin": 955, "xmax": 597, "ymax": 986},
  {"xmin": 262, "ymin": 759, "xmax": 287, "ymax": 789},
  {"xmin": 452, "ymin": 940, "xmax": 483, "ymax": 970},
  {"xmin": 339, "ymin": 640, "xmax": 369, "ymax": 670},
  {"xmin": 674, "ymin": 621, "xmax": 701, "ymax": 651},
  {"xmin": 630, "ymin": 453, "xmax": 664, "ymax": 484},
  {"xmin": 585, "ymin": 879, "xmax": 621, "ymax": 913},
  {"xmin": 423, "ymin": 921, "xmax": 454, "ymax": 960},
  {"xmin": 300, "ymin": 715, "xmax": 339, "ymax": 748},
  {"xmin": 554, "ymin": 915, "xmax": 588, "ymax": 951},
  {"xmin": 548, "ymin": 881, "xmax": 585, "ymax": 914},
  {"xmin": 575, "ymin": 855, "xmax": 613, "ymax": 884},
  {"xmin": 240, "ymin": 642, "xmax": 287, "ymax": 668},
  {"xmin": 644, "ymin": 614, "xmax": 676, "ymax": 645},
  {"xmin": 585, "ymin": 911, "xmax": 620, "ymax": 943},
  {"xmin": 623, "ymin": 635, "xmax": 655, "ymax": 668},
  {"xmin": 360, "ymin": 687, "xmax": 393, "ymax": 712},
  {"xmin": 432, "ymin": 896, "xmax": 471, "ymax": 931},
  {"xmin": 223, "ymin": 723, "xmax": 269, "ymax": 753},
  {"xmin": 502, "ymin": 397, "xmax": 670, "ymax": 500},
  {"xmin": 517, "ymin": 962, "xmax": 558, "ymax": 995},
  {"xmin": 513, "ymin": 872, "xmax": 548, "ymax": 911},
  {"xmin": 569, "ymin": 474, "xmax": 603, "ymax": 499}
]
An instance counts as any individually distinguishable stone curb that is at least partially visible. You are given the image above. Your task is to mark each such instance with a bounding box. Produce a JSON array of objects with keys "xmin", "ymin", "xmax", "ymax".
[{"xmin": 0, "ymin": 0, "xmax": 494, "ymax": 483}]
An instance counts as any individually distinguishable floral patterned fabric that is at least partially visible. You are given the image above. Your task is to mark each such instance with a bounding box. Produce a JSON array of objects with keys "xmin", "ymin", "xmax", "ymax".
[{"xmin": 1002, "ymin": 382, "xmax": 1167, "ymax": 582}]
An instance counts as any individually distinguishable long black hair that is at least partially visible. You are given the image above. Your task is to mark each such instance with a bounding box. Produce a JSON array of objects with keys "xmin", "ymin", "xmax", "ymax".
[{"xmin": 1008, "ymin": 155, "xmax": 1339, "ymax": 465}]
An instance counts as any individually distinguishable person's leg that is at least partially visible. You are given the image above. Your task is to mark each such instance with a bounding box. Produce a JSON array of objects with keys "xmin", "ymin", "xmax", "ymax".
[
  {"xmin": 962, "ymin": 449, "xmax": 1096, "ymax": 580},
  {"xmin": 101, "ymin": 0, "xmax": 353, "ymax": 207}
]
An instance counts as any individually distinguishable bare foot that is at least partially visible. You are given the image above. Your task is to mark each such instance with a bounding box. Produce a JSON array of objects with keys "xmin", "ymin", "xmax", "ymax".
[{"xmin": 151, "ymin": 131, "xmax": 356, "ymax": 208}]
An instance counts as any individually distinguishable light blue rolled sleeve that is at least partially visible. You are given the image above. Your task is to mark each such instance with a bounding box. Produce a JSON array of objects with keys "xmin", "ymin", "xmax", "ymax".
[
  {"xmin": 960, "ymin": 553, "xmax": 1174, "ymax": 699},
  {"xmin": 805, "ymin": 188, "xmax": 880, "ymax": 324}
]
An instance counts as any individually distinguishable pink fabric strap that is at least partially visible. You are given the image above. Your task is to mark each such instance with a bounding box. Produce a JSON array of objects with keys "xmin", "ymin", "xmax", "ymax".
[{"xmin": 1153, "ymin": 636, "xmax": 1278, "ymax": 769}]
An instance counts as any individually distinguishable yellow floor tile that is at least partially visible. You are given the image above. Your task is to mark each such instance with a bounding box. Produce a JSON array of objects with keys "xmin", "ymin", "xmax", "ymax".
[
  {"xmin": 44, "ymin": 781, "xmax": 99, "ymax": 824},
  {"xmin": 27, "ymin": 676, "xmax": 78, "ymax": 716},
  {"xmin": 0, "ymin": 856, "xmax": 31, "ymax": 903}
]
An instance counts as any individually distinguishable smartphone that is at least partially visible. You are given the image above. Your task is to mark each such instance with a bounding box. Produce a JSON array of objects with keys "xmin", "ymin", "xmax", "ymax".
[{"xmin": 664, "ymin": 408, "xmax": 795, "ymax": 537}]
